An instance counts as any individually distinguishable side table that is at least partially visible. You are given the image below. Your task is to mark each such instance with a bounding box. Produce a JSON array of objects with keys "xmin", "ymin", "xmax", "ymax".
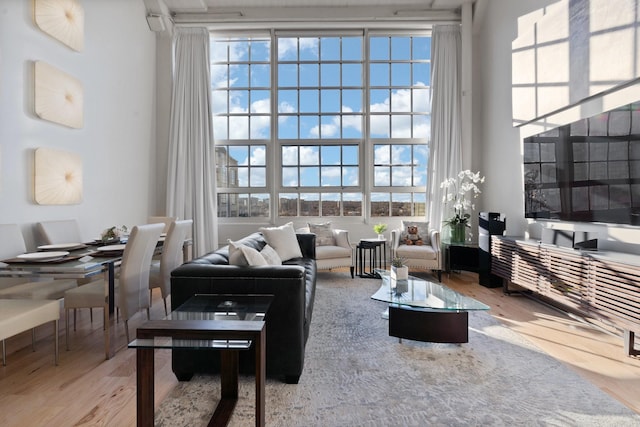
[
  {"xmin": 129, "ymin": 294, "xmax": 271, "ymax": 427},
  {"xmin": 356, "ymin": 238, "xmax": 387, "ymax": 278},
  {"xmin": 443, "ymin": 241, "xmax": 479, "ymax": 273}
]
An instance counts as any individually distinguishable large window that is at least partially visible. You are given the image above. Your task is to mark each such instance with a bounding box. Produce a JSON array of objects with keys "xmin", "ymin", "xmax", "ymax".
[{"xmin": 211, "ymin": 31, "xmax": 431, "ymax": 220}]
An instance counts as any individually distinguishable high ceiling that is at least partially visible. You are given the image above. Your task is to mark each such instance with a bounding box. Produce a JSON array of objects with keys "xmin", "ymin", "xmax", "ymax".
[{"xmin": 163, "ymin": 0, "xmax": 470, "ymax": 12}]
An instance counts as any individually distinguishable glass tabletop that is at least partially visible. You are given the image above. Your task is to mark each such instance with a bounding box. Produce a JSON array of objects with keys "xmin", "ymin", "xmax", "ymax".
[
  {"xmin": 371, "ymin": 269, "xmax": 489, "ymax": 311},
  {"xmin": 128, "ymin": 294, "xmax": 272, "ymax": 350}
]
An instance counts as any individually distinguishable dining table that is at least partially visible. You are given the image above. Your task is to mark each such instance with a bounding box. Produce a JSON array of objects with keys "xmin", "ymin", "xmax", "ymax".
[{"xmin": 0, "ymin": 237, "xmax": 192, "ymax": 359}]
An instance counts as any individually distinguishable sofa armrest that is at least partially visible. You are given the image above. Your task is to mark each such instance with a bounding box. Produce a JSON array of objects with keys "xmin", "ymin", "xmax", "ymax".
[
  {"xmin": 391, "ymin": 228, "xmax": 402, "ymax": 252},
  {"xmin": 296, "ymin": 233, "xmax": 316, "ymax": 259}
]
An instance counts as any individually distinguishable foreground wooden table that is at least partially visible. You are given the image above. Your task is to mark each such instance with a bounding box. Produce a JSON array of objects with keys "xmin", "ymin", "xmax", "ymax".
[{"xmin": 132, "ymin": 319, "xmax": 266, "ymax": 427}]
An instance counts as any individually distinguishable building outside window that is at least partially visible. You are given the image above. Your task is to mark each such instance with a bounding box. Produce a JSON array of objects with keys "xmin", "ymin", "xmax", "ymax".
[{"xmin": 211, "ymin": 30, "xmax": 431, "ymax": 221}]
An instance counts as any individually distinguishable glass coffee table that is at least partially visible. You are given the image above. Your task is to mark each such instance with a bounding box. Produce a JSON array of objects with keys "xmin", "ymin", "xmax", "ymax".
[
  {"xmin": 371, "ymin": 269, "xmax": 489, "ymax": 343},
  {"xmin": 129, "ymin": 294, "xmax": 272, "ymax": 427}
]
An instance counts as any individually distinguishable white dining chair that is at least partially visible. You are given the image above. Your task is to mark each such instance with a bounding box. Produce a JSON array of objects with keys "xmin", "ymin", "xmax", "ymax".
[
  {"xmin": 36, "ymin": 219, "xmax": 83, "ymax": 245},
  {"xmin": 63, "ymin": 223, "xmax": 164, "ymax": 353},
  {"xmin": 147, "ymin": 216, "xmax": 178, "ymax": 234},
  {"xmin": 148, "ymin": 219, "xmax": 192, "ymax": 315}
]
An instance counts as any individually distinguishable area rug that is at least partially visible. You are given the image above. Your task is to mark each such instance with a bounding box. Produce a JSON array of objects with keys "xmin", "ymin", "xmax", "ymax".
[{"xmin": 155, "ymin": 272, "xmax": 640, "ymax": 426}]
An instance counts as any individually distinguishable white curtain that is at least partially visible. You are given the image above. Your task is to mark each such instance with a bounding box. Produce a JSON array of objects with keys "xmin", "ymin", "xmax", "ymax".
[
  {"xmin": 427, "ymin": 24, "xmax": 462, "ymax": 231},
  {"xmin": 166, "ymin": 28, "xmax": 217, "ymax": 257}
]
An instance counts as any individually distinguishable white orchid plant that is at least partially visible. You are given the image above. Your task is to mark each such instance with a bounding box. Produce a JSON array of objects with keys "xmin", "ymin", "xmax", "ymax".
[{"xmin": 440, "ymin": 170, "xmax": 485, "ymax": 228}]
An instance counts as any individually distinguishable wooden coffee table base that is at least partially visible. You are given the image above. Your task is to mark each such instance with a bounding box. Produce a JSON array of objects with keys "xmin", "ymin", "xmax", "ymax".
[{"xmin": 388, "ymin": 305, "xmax": 469, "ymax": 343}]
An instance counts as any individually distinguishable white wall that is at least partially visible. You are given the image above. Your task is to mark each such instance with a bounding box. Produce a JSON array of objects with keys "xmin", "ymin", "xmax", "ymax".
[
  {"xmin": 475, "ymin": 0, "xmax": 640, "ymax": 253},
  {"xmin": 0, "ymin": 0, "xmax": 157, "ymax": 249}
]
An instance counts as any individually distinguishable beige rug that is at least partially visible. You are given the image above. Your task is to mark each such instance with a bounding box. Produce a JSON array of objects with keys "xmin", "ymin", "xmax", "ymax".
[{"xmin": 156, "ymin": 272, "xmax": 640, "ymax": 426}]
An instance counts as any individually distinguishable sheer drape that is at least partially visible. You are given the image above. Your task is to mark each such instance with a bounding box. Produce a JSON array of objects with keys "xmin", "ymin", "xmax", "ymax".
[
  {"xmin": 427, "ymin": 24, "xmax": 463, "ymax": 231},
  {"xmin": 166, "ymin": 28, "xmax": 217, "ymax": 257}
]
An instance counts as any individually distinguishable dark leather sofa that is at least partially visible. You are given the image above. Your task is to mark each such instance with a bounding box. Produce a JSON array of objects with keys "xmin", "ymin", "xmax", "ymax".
[{"xmin": 170, "ymin": 231, "xmax": 317, "ymax": 384}]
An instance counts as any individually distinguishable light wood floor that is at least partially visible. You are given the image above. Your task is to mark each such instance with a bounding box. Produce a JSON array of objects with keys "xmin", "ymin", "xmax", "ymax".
[{"xmin": 0, "ymin": 273, "xmax": 639, "ymax": 426}]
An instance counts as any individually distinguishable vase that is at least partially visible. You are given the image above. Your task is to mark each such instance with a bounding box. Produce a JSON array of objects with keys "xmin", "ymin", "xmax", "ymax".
[
  {"xmin": 450, "ymin": 223, "xmax": 466, "ymax": 243},
  {"xmin": 378, "ymin": 234, "xmax": 385, "ymax": 240},
  {"xmin": 391, "ymin": 265, "xmax": 408, "ymax": 281}
]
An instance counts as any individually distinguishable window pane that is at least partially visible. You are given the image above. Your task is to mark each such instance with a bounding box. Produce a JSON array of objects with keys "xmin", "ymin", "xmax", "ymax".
[
  {"xmin": 343, "ymin": 89, "xmax": 362, "ymax": 112},
  {"xmin": 413, "ymin": 37, "xmax": 430, "ymax": 59},
  {"xmin": 343, "ymin": 166, "xmax": 359, "ymax": 186},
  {"xmin": 299, "ymin": 38, "xmax": 319, "ymax": 61},
  {"xmin": 391, "ymin": 193, "xmax": 411, "ymax": 216},
  {"xmin": 321, "ymin": 115, "xmax": 339, "ymax": 138},
  {"xmin": 300, "ymin": 90, "xmax": 319, "ymax": 112},
  {"xmin": 391, "ymin": 115, "xmax": 411, "ymax": 138},
  {"xmin": 413, "ymin": 115, "xmax": 429, "ymax": 139},
  {"xmin": 412, "ymin": 88, "xmax": 429, "ymax": 112},
  {"xmin": 300, "ymin": 193, "xmax": 319, "ymax": 215},
  {"xmin": 229, "ymin": 90, "xmax": 248, "ymax": 111},
  {"xmin": 212, "ymin": 64, "xmax": 228, "ymax": 88},
  {"xmin": 278, "ymin": 38, "xmax": 298, "ymax": 61},
  {"xmin": 343, "ymin": 192, "xmax": 362, "ymax": 216},
  {"xmin": 342, "ymin": 38, "xmax": 361, "ymax": 60},
  {"xmin": 374, "ymin": 144, "xmax": 390, "ymax": 164},
  {"xmin": 370, "ymin": 63, "xmax": 389, "ymax": 86},
  {"xmin": 321, "ymin": 90, "xmax": 340, "ymax": 113},
  {"xmin": 321, "ymin": 167, "xmax": 341, "ymax": 186},
  {"xmin": 321, "ymin": 37, "xmax": 340, "ymax": 60},
  {"xmin": 343, "ymin": 145, "xmax": 358, "ymax": 164},
  {"xmin": 278, "ymin": 64, "xmax": 298, "ymax": 86},
  {"xmin": 212, "ymin": 41, "xmax": 228, "ymax": 62},
  {"xmin": 321, "ymin": 145, "xmax": 340, "ymax": 164},
  {"xmin": 278, "ymin": 115, "xmax": 298, "ymax": 139},
  {"xmin": 278, "ymin": 90, "xmax": 298, "ymax": 112},
  {"xmin": 229, "ymin": 40, "xmax": 249, "ymax": 61},
  {"xmin": 300, "ymin": 116, "xmax": 319, "ymax": 138},
  {"xmin": 391, "ymin": 37, "xmax": 411, "ymax": 60},
  {"xmin": 371, "ymin": 193, "xmax": 390, "ymax": 216},
  {"xmin": 213, "ymin": 117, "xmax": 228, "ymax": 139},
  {"xmin": 391, "ymin": 63, "xmax": 410, "ymax": 86},
  {"xmin": 370, "ymin": 89, "xmax": 389, "ymax": 112},
  {"xmin": 342, "ymin": 64, "xmax": 361, "ymax": 86},
  {"xmin": 250, "ymin": 116, "xmax": 269, "ymax": 139},
  {"xmin": 251, "ymin": 40, "xmax": 270, "ymax": 61},
  {"xmin": 230, "ymin": 64, "xmax": 248, "ymax": 87},
  {"xmin": 229, "ymin": 116, "xmax": 249, "ymax": 139},
  {"xmin": 370, "ymin": 115, "xmax": 390, "ymax": 138},
  {"xmin": 250, "ymin": 64, "xmax": 270, "ymax": 87},
  {"xmin": 279, "ymin": 193, "xmax": 298, "ymax": 216},
  {"xmin": 414, "ymin": 192, "xmax": 426, "ymax": 216},
  {"xmin": 300, "ymin": 146, "xmax": 319, "ymax": 165},
  {"xmin": 251, "ymin": 146, "xmax": 266, "ymax": 165},
  {"xmin": 392, "ymin": 144, "xmax": 411, "ymax": 164},
  {"xmin": 342, "ymin": 117, "xmax": 362, "ymax": 138},
  {"xmin": 370, "ymin": 37, "xmax": 389, "ymax": 60},
  {"xmin": 212, "ymin": 92, "xmax": 228, "ymax": 114},
  {"xmin": 413, "ymin": 63, "xmax": 430, "ymax": 85},
  {"xmin": 300, "ymin": 64, "xmax": 319, "ymax": 87},
  {"xmin": 300, "ymin": 167, "xmax": 320, "ymax": 186},
  {"xmin": 321, "ymin": 193, "xmax": 341, "ymax": 216},
  {"xmin": 391, "ymin": 166, "xmax": 412, "ymax": 186},
  {"xmin": 321, "ymin": 64, "xmax": 340, "ymax": 86},
  {"xmin": 391, "ymin": 89, "xmax": 410, "ymax": 112},
  {"xmin": 282, "ymin": 167, "xmax": 298, "ymax": 186},
  {"xmin": 282, "ymin": 146, "xmax": 298, "ymax": 165},
  {"xmin": 374, "ymin": 166, "xmax": 390, "ymax": 186},
  {"xmin": 249, "ymin": 193, "xmax": 269, "ymax": 217}
]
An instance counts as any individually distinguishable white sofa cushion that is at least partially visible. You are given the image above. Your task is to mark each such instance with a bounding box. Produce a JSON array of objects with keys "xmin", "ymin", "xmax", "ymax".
[
  {"xmin": 227, "ymin": 239, "xmax": 248, "ymax": 266},
  {"xmin": 260, "ymin": 244, "xmax": 282, "ymax": 265},
  {"xmin": 395, "ymin": 244, "xmax": 437, "ymax": 261},
  {"xmin": 316, "ymin": 245, "xmax": 351, "ymax": 260},
  {"xmin": 259, "ymin": 222, "xmax": 303, "ymax": 262},
  {"xmin": 239, "ymin": 245, "xmax": 268, "ymax": 266}
]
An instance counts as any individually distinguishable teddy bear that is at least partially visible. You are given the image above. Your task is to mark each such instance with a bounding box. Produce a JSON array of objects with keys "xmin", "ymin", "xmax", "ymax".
[{"xmin": 404, "ymin": 225, "xmax": 423, "ymax": 245}]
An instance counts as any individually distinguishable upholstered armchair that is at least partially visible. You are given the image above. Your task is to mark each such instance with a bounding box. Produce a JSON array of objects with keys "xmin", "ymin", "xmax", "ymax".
[
  {"xmin": 298, "ymin": 223, "xmax": 354, "ymax": 278},
  {"xmin": 390, "ymin": 221, "xmax": 442, "ymax": 281}
]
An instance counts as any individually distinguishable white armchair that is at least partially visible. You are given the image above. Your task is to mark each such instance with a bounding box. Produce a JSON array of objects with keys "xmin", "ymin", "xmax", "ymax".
[
  {"xmin": 298, "ymin": 224, "xmax": 354, "ymax": 278},
  {"xmin": 391, "ymin": 222, "xmax": 442, "ymax": 281}
]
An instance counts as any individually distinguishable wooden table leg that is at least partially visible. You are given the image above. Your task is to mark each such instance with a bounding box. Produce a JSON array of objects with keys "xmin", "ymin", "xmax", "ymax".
[
  {"xmin": 137, "ymin": 347, "xmax": 154, "ymax": 427},
  {"xmin": 209, "ymin": 350, "xmax": 239, "ymax": 427},
  {"xmin": 255, "ymin": 327, "xmax": 266, "ymax": 427}
]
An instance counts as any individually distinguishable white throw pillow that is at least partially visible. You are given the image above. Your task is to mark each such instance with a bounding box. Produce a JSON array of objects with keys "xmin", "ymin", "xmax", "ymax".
[
  {"xmin": 227, "ymin": 239, "xmax": 248, "ymax": 265},
  {"xmin": 308, "ymin": 222, "xmax": 335, "ymax": 246},
  {"xmin": 259, "ymin": 222, "xmax": 303, "ymax": 262},
  {"xmin": 261, "ymin": 244, "xmax": 282, "ymax": 265},
  {"xmin": 239, "ymin": 245, "xmax": 268, "ymax": 266}
]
